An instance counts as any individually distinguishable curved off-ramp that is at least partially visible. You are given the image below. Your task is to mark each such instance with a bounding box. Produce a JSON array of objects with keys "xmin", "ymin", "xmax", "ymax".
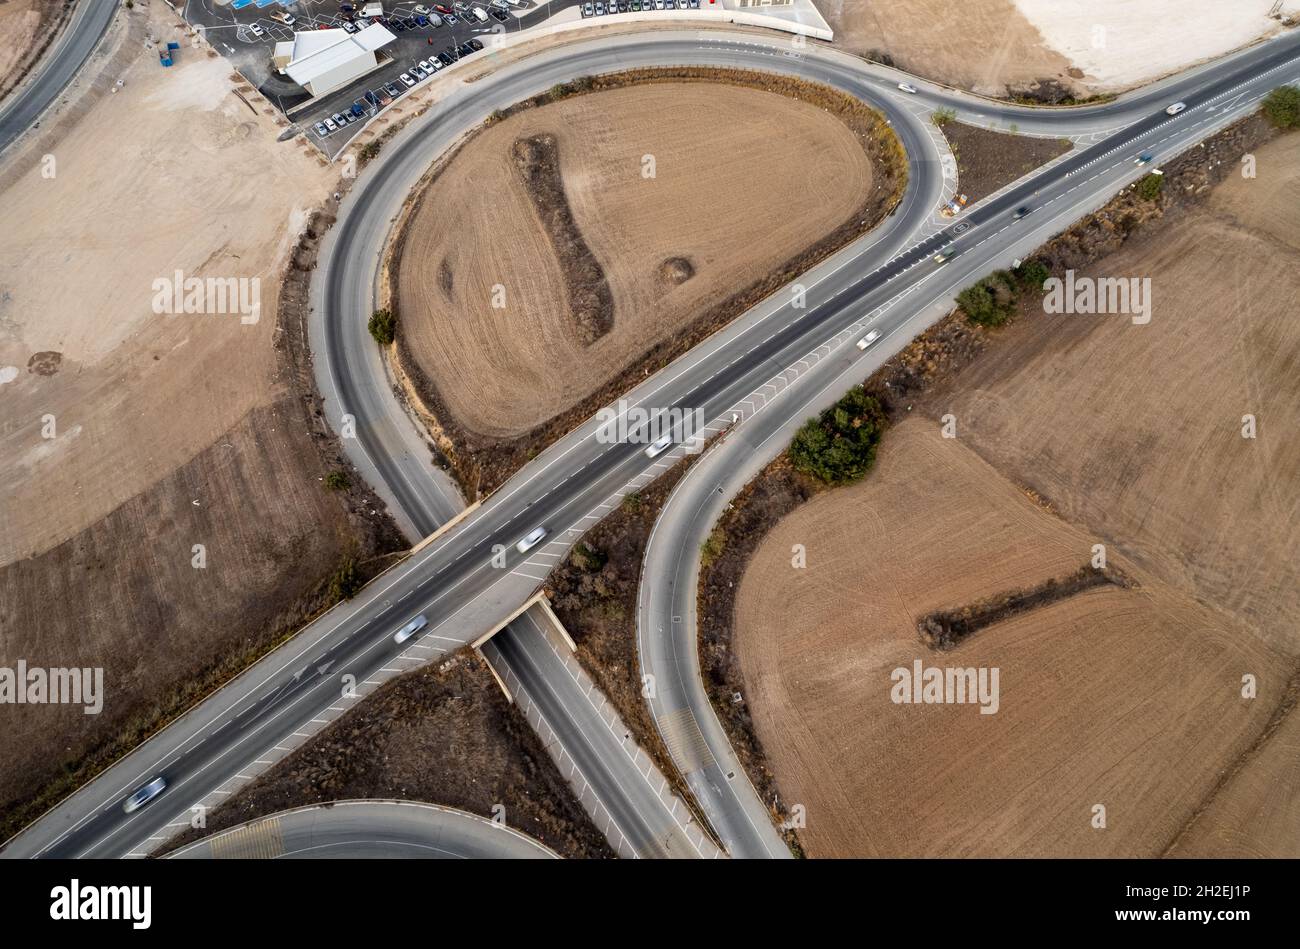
[{"xmin": 166, "ymin": 801, "xmax": 559, "ymax": 859}]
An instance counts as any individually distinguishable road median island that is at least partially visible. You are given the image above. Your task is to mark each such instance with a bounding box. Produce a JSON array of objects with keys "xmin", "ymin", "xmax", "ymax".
[
  {"xmin": 935, "ymin": 120, "xmax": 1072, "ymax": 204},
  {"xmin": 384, "ymin": 66, "xmax": 908, "ymax": 499},
  {"xmin": 691, "ymin": 107, "xmax": 1300, "ymax": 852}
]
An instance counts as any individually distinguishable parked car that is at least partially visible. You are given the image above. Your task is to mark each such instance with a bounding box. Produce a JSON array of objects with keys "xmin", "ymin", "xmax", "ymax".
[
  {"xmin": 314, "ymin": 121, "xmax": 330, "ymax": 137},
  {"xmin": 414, "ymin": 3, "xmax": 431, "ymax": 12},
  {"xmin": 123, "ymin": 777, "xmax": 167, "ymax": 814},
  {"xmin": 582, "ymin": 1, "xmax": 593, "ymax": 14},
  {"xmin": 416, "ymin": 15, "xmax": 429, "ymax": 26},
  {"xmin": 1165, "ymin": 101, "xmax": 1187, "ymax": 116},
  {"xmin": 248, "ymin": 22, "xmax": 265, "ymax": 37},
  {"xmin": 468, "ymin": 37, "xmax": 484, "ymax": 50},
  {"xmin": 515, "ymin": 527, "xmax": 548, "ymax": 554},
  {"xmin": 689, "ymin": 0, "xmax": 700, "ymax": 8},
  {"xmin": 383, "ymin": 81, "xmax": 401, "ymax": 98},
  {"xmin": 399, "ymin": 72, "xmax": 415, "ymax": 87},
  {"xmin": 457, "ymin": 42, "xmax": 474, "ymax": 56},
  {"xmin": 437, "ymin": 50, "xmax": 454, "ymax": 65},
  {"xmin": 272, "ymin": 11, "xmax": 296, "ymax": 25},
  {"xmin": 323, "ymin": 116, "xmax": 338, "ymax": 131},
  {"xmin": 393, "ymin": 615, "xmax": 428, "ymax": 645},
  {"xmin": 491, "ymin": 7, "xmax": 509, "ymax": 19},
  {"xmin": 342, "ymin": 19, "xmax": 358, "ymax": 32},
  {"xmin": 435, "ymin": 3, "xmax": 453, "ymax": 12},
  {"xmin": 351, "ymin": 102, "xmax": 366, "ymax": 117},
  {"xmin": 412, "ymin": 64, "xmax": 427, "ymax": 80},
  {"xmin": 443, "ymin": 12, "xmax": 458, "ymax": 23},
  {"xmin": 856, "ymin": 330, "xmax": 881, "ymax": 350}
]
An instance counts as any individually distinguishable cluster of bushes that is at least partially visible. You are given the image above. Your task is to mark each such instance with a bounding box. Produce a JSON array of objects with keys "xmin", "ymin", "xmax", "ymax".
[
  {"xmin": 1136, "ymin": 172, "xmax": 1164, "ymax": 201},
  {"xmin": 368, "ymin": 308, "xmax": 396, "ymax": 345},
  {"xmin": 1262, "ymin": 86, "xmax": 1300, "ymax": 130},
  {"xmin": 956, "ymin": 261, "xmax": 1050, "ymax": 328},
  {"xmin": 788, "ymin": 387, "xmax": 888, "ymax": 486}
]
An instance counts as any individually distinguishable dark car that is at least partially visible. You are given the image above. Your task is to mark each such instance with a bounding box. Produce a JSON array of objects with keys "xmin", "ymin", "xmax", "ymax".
[
  {"xmin": 468, "ymin": 37, "xmax": 484, "ymax": 50},
  {"xmin": 416, "ymin": 14, "xmax": 429, "ymax": 24},
  {"xmin": 393, "ymin": 19, "xmax": 407, "ymax": 30},
  {"xmin": 384, "ymin": 81, "xmax": 402, "ymax": 98},
  {"xmin": 490, "ymin": 7, "xmax": 508, "ymax": 19},
  {"xmin": 458, "ymin": 42, "xmax": 474, "ymax": 56},
  {"xmin": 1013, "ymin": 205, "xmax": 1032, "ymax": 220}
]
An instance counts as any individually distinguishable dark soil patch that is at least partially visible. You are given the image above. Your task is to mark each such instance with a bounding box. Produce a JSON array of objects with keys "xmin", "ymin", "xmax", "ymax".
[
  {"xmin": 940, "ymin": 121, "xmax": 1072, "ymax": 204},
  {"xmin": 159, "ymin": 652, "xmax": 613, "ymax": 859},
  {"xmin": 26, "ymin": 351, "xmax": 61, "ymax": 375},
  {"xmin": 658, "ymin": 256, "xmax": 695, "ymax": 286}
]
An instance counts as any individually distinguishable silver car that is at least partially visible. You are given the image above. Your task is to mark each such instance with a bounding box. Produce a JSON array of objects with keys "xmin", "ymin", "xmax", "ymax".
[
  {"xmin": 393, "ymin": 615, "xmax": 428, "ymax": 645},
  {"xmin": 515, "ymin": 527, "xmax": 548, "ymax": 554},
  {"xmin": 123, "ymin": 777, "xmax": 167, "ymax": 814}
]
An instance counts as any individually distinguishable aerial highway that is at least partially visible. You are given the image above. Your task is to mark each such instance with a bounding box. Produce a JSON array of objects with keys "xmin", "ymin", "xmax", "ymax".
[
  {"xmin": 166, "ymin": 800, "xmax": 559, "ymax": 859},
  {"xmin": 0, "ymin": 0, "xmax": 119, "ymax": 156},
  {"xmin": 5, "ymin": 22, "xmax": 1298, "ymax": 861}
]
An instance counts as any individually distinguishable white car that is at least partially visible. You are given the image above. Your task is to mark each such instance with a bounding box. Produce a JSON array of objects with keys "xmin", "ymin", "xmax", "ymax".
[
  {"xmin": 1165, "ymin": 101, "xmax": 1187, "ymax": 116},
  {"xmin": 399, "ymin": 72, "xmax": 416, "ymax": 87},
  {"xmin": 393, "ymin": 615, "xmax": 428, "ymax": 645},
  {"xmin": 123, "ymin": 777, "xmax": 167, "ymax": 814},
  {"xmin": 248, "ymin": 22, "xmax": 266, "ymax": 37},
  {"xmin": 323, "ymin": 116, "xmax": 338, "ymax": 131},
  {"xmin": 515, "ymin": 527, "xmax": 548, "ymax": 554},
  {"xmin": 645, "ymin": 434, "xmax": 672, "ymax": 458},
  {"xmin": 897, "ymin": 82, "xmax": 918, "ymax": 94},
  {"xmin": 415, "ymin": 3, "xmax": 431, "ymax": 12},
  {"xmin": 857, "ymin": 330, "xmax": 882, "ymax": 350}
]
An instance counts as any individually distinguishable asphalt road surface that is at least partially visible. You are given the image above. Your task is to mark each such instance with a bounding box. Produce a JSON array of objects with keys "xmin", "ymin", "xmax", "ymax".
[
  {"xmin": 6, "ymin": 24, "xmax": 1298, "ymax": 861},
  {"xmin": 0, "ymin": 0, "xmax": 120, "ymax": 156},
  {"xmin": 166, "ymin": 800, "xmax": 558, "ymax": 858}
]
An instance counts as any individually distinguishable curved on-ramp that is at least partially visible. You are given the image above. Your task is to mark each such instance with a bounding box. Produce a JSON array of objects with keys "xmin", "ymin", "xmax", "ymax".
[{"xmin": 166, "ymin": 801, "xmax": 559, "ymax": 859}]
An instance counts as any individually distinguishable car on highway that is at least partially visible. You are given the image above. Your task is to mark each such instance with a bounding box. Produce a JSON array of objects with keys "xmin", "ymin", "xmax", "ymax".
[
  {"xmin": 393, "ymin": 614, "xmax": 428, "ymax": 644},
  {"xmin": 1135, "ymin": 151, "xmax": 1154, "ymax": 165},
  {"xmin": 933, "ymin": 246, "xmax": 954, "ymax": 265},
  {"xmin": 856, "ymin": 329, "xmax": 881, "ymax": 350},
  {"xmin": 248, "ymin": 22, "xmax": 266, "ymax": 38},
  {"xmin": 1165, "ymin": 101, "xmax": 1187, "ymax": 115},
  {"xmin": 515, "ymin": 527, "xmax": 548, "ymax": 554},
  {"xmin": 123, "ymin": 777, "xmax": 167, "ymax": 814},
  {"xmin": 897, "ymin": 82, "xmax": 918, "ymax": 94},
  {"xmin": 1013, "ymin": 205, "xmax": 1031, "ymax": 220},
  {"xmin": 645, "ymin": 434, "xmax": 672, "ymax": 458}
]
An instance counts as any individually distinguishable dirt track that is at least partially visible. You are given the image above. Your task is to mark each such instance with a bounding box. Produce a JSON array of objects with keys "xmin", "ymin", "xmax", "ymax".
[{"xmin": 394, "ymin": 79, "xmax": 874, "ymax": 440}]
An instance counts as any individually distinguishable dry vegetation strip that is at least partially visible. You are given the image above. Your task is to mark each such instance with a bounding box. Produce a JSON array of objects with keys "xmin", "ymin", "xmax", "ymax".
[
  {"xmin": 387, "ymin": 66, "xmax": 908, "ymax": 500},
  {"xmin": 937, "ymin": 120, "xmax": 1072, "ymax": 203},
  {"xmin": 916, "ymin": 564, "xmax": 1132, "ymax": 651},
  {"xmin": 510, "ymin": 133, "xmax": 614, "ymax": 345}
]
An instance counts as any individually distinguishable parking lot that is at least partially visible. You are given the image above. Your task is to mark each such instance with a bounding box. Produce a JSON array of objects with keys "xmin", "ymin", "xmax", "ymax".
[{"xmin": 183, "ymin": 0, "xmax": 716, "ymax": 157}]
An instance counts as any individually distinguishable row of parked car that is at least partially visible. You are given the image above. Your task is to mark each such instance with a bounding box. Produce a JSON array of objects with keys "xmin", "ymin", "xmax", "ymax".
[
  {"xmin": 582, "ymin": 0, "xmax": 700, "ymax": 15},
  {"xmin": 311, "ymin": 37, "xmax": 486, "ymax": 138}
]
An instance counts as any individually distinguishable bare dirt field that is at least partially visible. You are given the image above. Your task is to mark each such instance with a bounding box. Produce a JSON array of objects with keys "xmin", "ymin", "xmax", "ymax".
[
  {"xmin": 0, "ymin": 5, "xmax": 406, "ymax": 840},
  {"xmin": 0, "ymin": 9, "xmax": 336, "ymax": 566},
  {"xmin": 0, "ymin": 0, "xmax": 70, "ymax": 103},
  {"xmin": 820, "ymin": 0, "xmax": 1298, "ymax": 96},
  {"xmin": 395, "ymin": 79, "xmax": 873, "ymax": 440},
  {"xmin": 939, "ymin": 120, "xmax": 1072, "ymax": 203},
  {"xmin": 724, "ymin": 127, "xmax": 1300, "ymax": 858},
  {"xmin": 160, "ymin": 651, "xmax": 614, "ymax": 859},
  {"xmin": 732, "ymin": 419, "xmax": 1287, "ymax": 857},
  {"xmin": 817, "ymin": 0, "xmax": 1078, "ymax": 97}
]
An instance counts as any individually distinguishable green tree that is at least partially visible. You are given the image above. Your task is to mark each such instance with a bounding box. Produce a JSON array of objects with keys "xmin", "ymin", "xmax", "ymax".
[
  {"xmin": 327, "ymin": 558, "xmax": 362, "ymax": 603},
  {"xmin": 1262, "ymin": 86, "xmax": 1300, "ymax": 129},
  {"xmin": 788, "ymin": 387, "xmax": 888, "ymax": 486},
  {"xmin": 1136, "ymin": 172, "xmax": 1164, "ymax": 202},
  {"xmin": 368, "ymin": 308, "xmax": 396, "ymax": 346},
  {"xmin": 932, "ymin": 107, "xmax": 956, "ymax": 127},
  {"xmin": 1016, "ymin": 259, "xmax": 1051, "ymax": 290},
  {"xmin": 325, "ymin": 470, "xmax": 350, "ymax": 491},
  {"xmin": 958, "ymin": 271, "xmax": 1019, "ymax": 327}
]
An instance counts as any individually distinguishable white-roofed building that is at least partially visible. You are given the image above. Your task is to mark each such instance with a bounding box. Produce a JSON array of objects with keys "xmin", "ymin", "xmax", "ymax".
[{"xmin": 273, "ymin": 23, "xmax": 396, "ymax": 98}]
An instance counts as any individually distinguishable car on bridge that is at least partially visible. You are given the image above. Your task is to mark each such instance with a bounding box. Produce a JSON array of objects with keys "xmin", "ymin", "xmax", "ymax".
[{"xmin": 516, "ymin": 527, "xmax": 548, "ymax": 553}]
